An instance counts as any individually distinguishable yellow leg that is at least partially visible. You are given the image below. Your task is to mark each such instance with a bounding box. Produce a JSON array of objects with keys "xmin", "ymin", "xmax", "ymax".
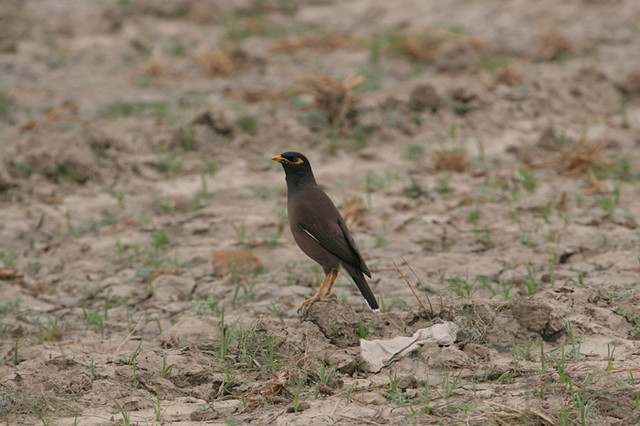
[
  {"xmin": 323, "ymin": 270, "xmax": 338, "ymax": 297},
  {"xmin": 299, "ymin": 271, "xmax": 337, "ymax": 311}
]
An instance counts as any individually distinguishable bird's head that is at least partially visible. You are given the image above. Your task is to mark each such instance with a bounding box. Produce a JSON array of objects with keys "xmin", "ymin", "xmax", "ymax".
[{"xmin": 272, "ymin": 151, "xmax": 316, "ymax": 188}]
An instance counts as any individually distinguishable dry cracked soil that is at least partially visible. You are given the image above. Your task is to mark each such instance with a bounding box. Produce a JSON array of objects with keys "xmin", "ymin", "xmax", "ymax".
[{"xmin": 1, "ymin": 0, "xmax": 640, "ymax": 424}]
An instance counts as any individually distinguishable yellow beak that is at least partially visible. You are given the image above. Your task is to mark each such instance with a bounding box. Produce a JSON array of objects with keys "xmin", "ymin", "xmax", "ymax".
[{"xmin": 271, "ymin": 155, "xmax": 286, "ymax": 163}]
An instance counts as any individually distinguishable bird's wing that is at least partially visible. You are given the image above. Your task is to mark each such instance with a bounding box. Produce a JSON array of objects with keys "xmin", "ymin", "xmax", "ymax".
[
  {"xmin": 299, "ymin": 219, "xmax": 371, "ymax": 277},
  {"xmin": 338, "ymin": 220, "xmax": 371, "ymax": 277}
]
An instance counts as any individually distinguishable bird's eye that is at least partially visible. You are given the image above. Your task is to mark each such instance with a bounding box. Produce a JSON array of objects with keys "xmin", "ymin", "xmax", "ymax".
[{"xmin": 292, "ymin": 157, "xmax": 299, "ymax": 162}]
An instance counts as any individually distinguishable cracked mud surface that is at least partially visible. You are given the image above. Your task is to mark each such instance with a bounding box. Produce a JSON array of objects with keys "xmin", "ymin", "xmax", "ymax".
[{"xmin": 1, "ymin": 0, "xmax": 640, "ymax": 424}]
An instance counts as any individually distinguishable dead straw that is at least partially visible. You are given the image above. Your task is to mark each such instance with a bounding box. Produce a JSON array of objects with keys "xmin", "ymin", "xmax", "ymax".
[
  {"xmin": 111, "ymin": 315, "xmax": 144, "ymax": 355},
  {"xmin": 393, "ymin": 258, "xmax": 432, "ymax": 319}
]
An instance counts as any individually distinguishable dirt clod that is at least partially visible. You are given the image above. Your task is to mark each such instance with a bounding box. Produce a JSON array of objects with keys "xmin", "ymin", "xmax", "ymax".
[{"xmin": 409, "ymin": 83, "xmax": 442, "ymax": 112}]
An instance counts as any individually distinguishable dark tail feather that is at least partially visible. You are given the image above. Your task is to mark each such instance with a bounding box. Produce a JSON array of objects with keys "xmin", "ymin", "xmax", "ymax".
[{"xmin": 343, "ymin": 265, "xmax": 379, "ymax": 311}]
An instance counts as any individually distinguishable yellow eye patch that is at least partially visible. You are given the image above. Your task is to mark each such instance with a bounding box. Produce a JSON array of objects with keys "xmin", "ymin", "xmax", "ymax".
[{"xmin": 271, "ymin": 154, "xmax": 304, "ymax": 165}]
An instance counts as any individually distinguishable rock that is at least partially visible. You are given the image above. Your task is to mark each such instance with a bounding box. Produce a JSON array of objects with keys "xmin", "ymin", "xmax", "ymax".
[
  {"xmin": 152, "ymin": 274, "xmax": 197, "ymax": 303},
  {"xmin": 301, "ymin": 301, "xmax": 360, "ymax": 347},
  {"xmin": 409, "ymin": 84, "xmax": 442, "ymax": 112},
  {"xmin": 436, "ymin": 41, "xmax": 480, "ymax": 72},
  {"xmin": 359, "ymin": 391, "xmax": 387, "ymax": 405},
  {"xmin": 213, "ymin": 399, "xmax": 243, "ymax": 414},
  {"xmin": 20, "ymin": 134, "xmax": 96, "ymax": 183},
  {"xmin": 192, "ymin": 107, "xmax": 236, "ymax": 135}
]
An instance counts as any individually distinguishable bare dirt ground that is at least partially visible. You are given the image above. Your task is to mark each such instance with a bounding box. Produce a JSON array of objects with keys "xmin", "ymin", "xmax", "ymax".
[{"xmin": 1, "ymin": 0, "xmax": 640, "ymax": 424}]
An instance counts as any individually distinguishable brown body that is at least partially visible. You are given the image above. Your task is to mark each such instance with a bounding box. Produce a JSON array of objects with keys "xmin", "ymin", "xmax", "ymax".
[
  {"xmin": 272, "ymin": 151, "xmax": 378, "ymax": 311},
  {"xmin": 288, "ymin": 185, "xmax": 368, "ymax": 276}
]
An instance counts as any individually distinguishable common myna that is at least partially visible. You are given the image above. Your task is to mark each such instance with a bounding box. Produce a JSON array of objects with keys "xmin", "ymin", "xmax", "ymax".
[{"xmin": 272, "ymin": 152, "xmax": 379, "ymax": 311}]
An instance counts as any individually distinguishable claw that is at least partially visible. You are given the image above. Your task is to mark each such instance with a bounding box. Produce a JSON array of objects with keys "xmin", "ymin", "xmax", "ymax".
[
  {"xmin": 297, "ymin": 271, "xmax": 339, "ymax": 312},
  {"xmin": 298, "ymin": 295, "xmax": 333, "ymax": 312}
]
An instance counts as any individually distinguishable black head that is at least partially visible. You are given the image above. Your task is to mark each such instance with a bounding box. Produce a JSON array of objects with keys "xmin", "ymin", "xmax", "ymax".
[{"xmin": 271, "ymin": 151, "xmax": 316, "ymax": 189}]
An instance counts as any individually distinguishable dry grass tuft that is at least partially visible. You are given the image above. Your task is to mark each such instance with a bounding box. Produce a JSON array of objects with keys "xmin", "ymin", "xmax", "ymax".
[
  {"xmin": 44, "ymin": 100, "xmax": 78, "ymax": 122},
  {"xmin": 557, "ymin": 137, "xmax": 608, "ymax": 175},
  {"xmin": 534, "ymin": 135, "xmax": 610, "ymax": 194},
  {"xmin": 495, "ymin": 65, "xmax": 523, "ymax": 86},
  {"xmin": 484, "ymin": 401, "xmax": 555, "ymax": 425},
  {"xmin": 0, "ymin": 391, "xmax": 73, "ymax": 421},
  {"xmin": 188, "ymin": 2, "xmax": 213, "ymax": 23},
  {"xmin": 538, "ymin": 28, "xmax": 573, "ymax": 60},
  {"xmin": 0, "ymin": 266, "xmax": 18, "ymax": 280},
  {"xmin": 151, "ymin": 267, "xmax": 179, "ymax": 279},
  {"xmin": 271, "ymin": 34, "xmax": 353, "ymax": 52},
  {"xmin": 231, "ymin": 86, "xmax": 288, "ymax": 103},
  {"xmin": 533, "ymin": 136, "xmax": 609, "ymax": 178},
  {"xmin": 145, "ymin": 46, "xmax": 165, "ymax": 76},
  {"xmin": 482, "ymin": 64, "xmax": 523, "ymax": 90},
  {"xmin": 195, "ymin": 43, "xmax": 234, "ymax": 77},
  {"xmin": 400, "ymin": 32, "xmax": 441, "ymax": 63},
  {"xmin": 394, "ymin": 258, "xmax": 434, "ymax": 320},
  {"xmin": 431, "ymin": 149, "xmax": 468, "ymax": 172},
  {"xmin": 297, "ymin": 73, "xmax": 364, "ymax": 127},
  {"xmin": 258, "ymin": 372, "xmax": 293, "ymax": 399},
  {"xmin": 583, "ymin": 169, "xmax": 605, "ymax": 195},
  {"xmin": 341, "ymin": 194, "xmax": 367, "ymax": 227},
  {"xmin": 237, "ymin": 371, "xmax": 294, "ymax": 409},
  {"xmin": 396, "ymin": 32, "xmax": 483, "ymax": 64}
]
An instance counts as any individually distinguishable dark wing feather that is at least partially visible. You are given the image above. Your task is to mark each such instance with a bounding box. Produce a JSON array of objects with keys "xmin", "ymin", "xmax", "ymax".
[
  {"xmin": 299, "ymin": 219, "xmax": 370, "ymax": 277},
  {"xmin": 338, "ymin": 220, "xmax": 371, "ymax": 277}
]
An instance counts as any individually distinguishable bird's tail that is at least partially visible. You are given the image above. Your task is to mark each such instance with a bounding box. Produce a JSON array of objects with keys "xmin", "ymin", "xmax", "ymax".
[{"xmin": 342, "ymin": 265, "xmax": 379, "ymax": 311}]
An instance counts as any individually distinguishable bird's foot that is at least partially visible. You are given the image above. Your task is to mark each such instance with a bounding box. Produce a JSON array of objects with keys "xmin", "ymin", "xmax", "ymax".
[{"xmin": 298, "ymin": 295, "xmax": 334, "ymax": 312}]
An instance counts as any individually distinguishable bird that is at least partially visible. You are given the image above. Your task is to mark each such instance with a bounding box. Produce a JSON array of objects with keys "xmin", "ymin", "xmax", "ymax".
[{"xmin": 272, "ymin": 151, "xmax": 379, "ymax": 311}]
